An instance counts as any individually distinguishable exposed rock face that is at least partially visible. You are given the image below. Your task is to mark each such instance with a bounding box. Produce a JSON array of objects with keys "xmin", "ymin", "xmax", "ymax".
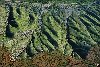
[{"xmin": 0, "ymin": 2, "xmax": 100, "ymax": 59}]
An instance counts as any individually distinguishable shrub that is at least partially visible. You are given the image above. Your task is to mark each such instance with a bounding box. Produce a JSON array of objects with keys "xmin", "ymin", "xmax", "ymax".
[{"xmin": 86, "ymin": 45, "xmax": 100, "ymax": 66}]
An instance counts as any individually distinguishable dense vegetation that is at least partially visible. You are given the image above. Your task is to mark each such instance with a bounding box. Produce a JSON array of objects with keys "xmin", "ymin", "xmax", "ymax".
[
  {"xmin": 0, "ymin": 45, "xmax": 100, "ymax": 67},
  {"xmin": 0, "ymin": 0, "xmax": 97, "ymax": 4},
  {"xmin": 0, "ymin": 0, "xmax": 100, "ymax": 67}
]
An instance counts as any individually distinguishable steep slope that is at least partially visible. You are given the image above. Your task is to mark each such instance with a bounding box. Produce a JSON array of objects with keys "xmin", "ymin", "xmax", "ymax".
[{"xmin": 0, "ymin": 1, "xmax": 100, "ymax": 59}]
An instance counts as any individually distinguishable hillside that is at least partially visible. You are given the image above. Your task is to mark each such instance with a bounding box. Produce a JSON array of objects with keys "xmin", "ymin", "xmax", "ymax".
[{"xmin": 0, "ymin": 0, "xmax": 100, "ymax": 67}]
